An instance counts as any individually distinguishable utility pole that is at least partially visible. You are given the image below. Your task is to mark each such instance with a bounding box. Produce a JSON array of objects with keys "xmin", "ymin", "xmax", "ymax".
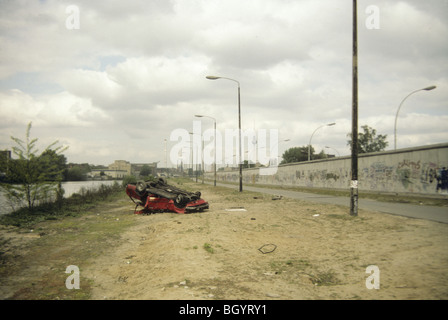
[
  {"xmin": 350, "ymin": 0, "xmax": 359, "ymax": 216},
  {"xmin": 164, "ymin": 139, "xmax": 167, "ymax": 175},
  {"xmin": 206, "ymin": 75, "xmax": 242, "ymax": 192},
  {"xmin": 237, "ymin": 84, "xmax": 243, "ymax": 192}
]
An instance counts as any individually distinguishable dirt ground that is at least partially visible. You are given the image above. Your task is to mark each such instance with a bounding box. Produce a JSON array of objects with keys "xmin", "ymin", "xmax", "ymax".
[{"xmin": 1, "ymin": 180, "xmax": 448, "ymax": 300}]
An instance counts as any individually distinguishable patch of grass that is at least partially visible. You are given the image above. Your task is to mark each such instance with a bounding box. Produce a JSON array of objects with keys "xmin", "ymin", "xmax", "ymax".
[
  {"xmin": 309, "ymin": 270, "xmax": 340, "ymax": 286},
  {"xmin": 9, "ymin": 268, "xmax": 94, "ymax": 300},
  {"xmin": 203, "ymin": 243, "xmax": 214, "ymax": 254},
  {"xmin": 326, "ymin": 214, "xmax": 356, "ymax": 221},
  {"xmin": 267, "ymin": 259, "xmax": 341, "ymax": 287},
  {"xmin": 0, "ymin": 191, "xmax": 137, "ymax": 300},
  {"xmin": 0, "ymin": 183, "xmax": 124, "ymax": 229},
  {"xmin": 269, "ymin": 258, "xmax": 312, "ymax": 274}
]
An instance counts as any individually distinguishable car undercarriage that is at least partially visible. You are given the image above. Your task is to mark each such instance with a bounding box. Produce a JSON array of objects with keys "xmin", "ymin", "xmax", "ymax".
[{"xmin": 126, "ymin": 178, "xmax": 209, "ymax": 214}]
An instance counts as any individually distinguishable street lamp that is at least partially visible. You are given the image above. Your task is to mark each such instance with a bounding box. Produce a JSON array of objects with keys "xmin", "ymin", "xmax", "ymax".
[
  {"xmin": 206, "ymin": 75, "xmax": 243, "ymax": 192},
  {"xmin": 189, "ymin": 131, "xmax": 203, "ymax": 182},
  {"xmin": 195, "ymin": 114, "xmax": 217, "ymax": 186},
  {"xmin": 280, "ymin": 139, "xmax": 290, "ymax": 164},
  {"xmin": 308, "ymin": 123, "xmax": 336, "ymax": 161},
  {"xmin": 188, "ymin": 132, "xmax": 194, "ymax": 177},
  {"xmin": 325, "ymin": 146, "xmax": 340, "ymax": 156},
  {"xmin": 394, "ymin": 85, "xmax": 437, "ymax": 150},
  {"xmin": 164, "ymin": 139, "xmax": 167, "ymax": 170},
  {"xmin": 261, "ymin": 138, "xmax": 290, "ymax": 165}
]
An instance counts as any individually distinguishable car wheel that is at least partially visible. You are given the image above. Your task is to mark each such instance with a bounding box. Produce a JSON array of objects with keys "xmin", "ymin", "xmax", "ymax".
[{"xmin": 136, "ymin": 181, "xmax": 147, "ymax": 196}]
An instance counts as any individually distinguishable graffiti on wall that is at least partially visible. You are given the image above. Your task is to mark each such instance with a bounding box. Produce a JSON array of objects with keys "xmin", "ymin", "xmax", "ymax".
[
  {"xmin": 360, "ymin": 162, "xmax": 395, "ymax": 191},
  {"xmin": 437, "ymin": 167, "xmax": 448, "ymax": 193},
  {"xmin": 395, "ymin": 160, "xmax": 447, "ymax": 193},
  {"xmin": 211, "ymin": 145, "xmax": 448, "ymax": 195}
]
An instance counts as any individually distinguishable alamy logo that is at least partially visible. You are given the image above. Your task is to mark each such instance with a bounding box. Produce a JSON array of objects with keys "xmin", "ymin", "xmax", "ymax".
[
  {"xmin": 365, "ymin": 5, "xmax": 380, "ymax": 30},
  {"xmin": 65, "ymin": 265, "xmax": 80, "ymax": 289},
  {"xmin": 170, "ymin": 121, "xmax": 279, "ymax": 175},
  {"xmin": 365, "ymin": 265, "xmax": 380, "ymax": 289},
  {"xmin": 65, "ymin": 5, "xmax": 80, "ymax": 30}
]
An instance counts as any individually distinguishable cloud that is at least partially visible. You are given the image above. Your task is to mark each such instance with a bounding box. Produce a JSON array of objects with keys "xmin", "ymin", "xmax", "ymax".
[
  {"xmin": 0, "ymin": 89, "xmax": 111, "ymax": 129},
  {"xmin": 0, "ymin": 0, "xmax": 446, "ymax": 166}
]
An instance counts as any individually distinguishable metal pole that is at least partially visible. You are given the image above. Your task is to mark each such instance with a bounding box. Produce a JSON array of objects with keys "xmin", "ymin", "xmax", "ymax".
[
  {"xmin": 350, "ymin": 0, "xmax": 359, "ymax": 216},
  {"xmin": 164, "ymin": 139, "xmax": 167, "ymax": 174},
  {"xmin": 201, "ymin": 137, "xmax": 204, "ymax": 184},
  {"xmin": 195, "ymin": 142, "xmax": 198, "ymax": 182},
  {"xmin": 394, "ymin": 85, "xmax": 437, "ymax": 150},
  {"xmin": 308, "ymin": 123, "xmax": 335, "ymax": 161},
  {"xmin": 308, "ymin": 128, "xmax": 319, "ymax": 162},
  {"xmin": 206, "ymin": 75, "xmax": 242, "ymax": 191},
  {"xmin": 195, "ymin": 114, "xmax": 217, "ymax": 186},
  {"xmin": 238, "ymin": 85, "xmax": 243, "ymax": 192},
  {"xmin": 189, "ymin": 132, "xmax": 193, "ymax": 177},
  {"xmin": 394, "ymin": 92, "xmax": 414, "ymax": 151},
  {"xmin": 214, "ymin": 120, "xmax": 217, "ymax": 186},
  {"xmin": 308, "ymin": 127, "xmax": 321, "ymax": 161}
]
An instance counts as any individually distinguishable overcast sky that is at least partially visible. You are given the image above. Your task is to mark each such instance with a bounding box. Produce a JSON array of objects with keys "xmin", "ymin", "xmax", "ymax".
[{"xmin": 0, "ymin": 0, "xmax": 447, "ymax": 168}]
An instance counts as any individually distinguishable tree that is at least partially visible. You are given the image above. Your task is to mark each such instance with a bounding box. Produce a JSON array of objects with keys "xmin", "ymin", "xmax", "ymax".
[
  {"xmin": 66, "ymin": 165, "xmax": 89, "ymax": 181},
  {"xmin": 0, "ymin": 122, "xmax": 68, "ymax": 211},
  {"xmin": 140, "ymin": 164, "xmax": 153, "ymax": 177},
  {"xmin": 347, "ymin": 125, "xmax": 388, "ymax": 154},
  {"xmin": 39, "ymin": 149, "xmax": 67, "ymax": 181},
  {"xmin": 280, "ymin": 145, "xmax": 328, "ymax": 164},
  {"xmin": 281, "ymin": 146, "xmax": 308, "ymax": 164},
  {"xmin": 242, "ymin": 160, "xmax": 256, "ymax": 168}
]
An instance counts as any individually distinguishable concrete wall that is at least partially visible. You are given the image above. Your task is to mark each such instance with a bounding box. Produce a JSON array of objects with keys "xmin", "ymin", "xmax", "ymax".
[{"xmin": 205, "ymin": 143, "xmax": 448, "ymax": 195}]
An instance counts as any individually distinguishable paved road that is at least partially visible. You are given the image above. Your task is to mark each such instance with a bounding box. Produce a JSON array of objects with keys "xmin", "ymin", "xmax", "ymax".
[{"xmin": 204, "ymin": 181, "xmax": 448, "ymax": 224}]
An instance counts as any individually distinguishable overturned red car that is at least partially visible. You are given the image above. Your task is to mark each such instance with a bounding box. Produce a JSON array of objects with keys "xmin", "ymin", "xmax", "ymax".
[{"xmin": 126, "ymin": 178, "xmax": 209, "ymax": 214}]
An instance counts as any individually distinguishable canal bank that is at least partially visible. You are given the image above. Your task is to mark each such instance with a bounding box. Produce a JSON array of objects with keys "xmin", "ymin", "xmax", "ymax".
[{"xmin": 0, "ymin": 180, "xmax": 121, "ymax": 215}]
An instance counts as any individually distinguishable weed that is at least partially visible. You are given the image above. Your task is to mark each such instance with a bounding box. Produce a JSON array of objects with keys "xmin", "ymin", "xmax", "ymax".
[
  {"xmin": 0, "ymin": 184, "xmax": 123, "ymax": 228},
  {"xmin": 326, "ymin": 214, "xmax": 356, "ymax": 221},
  {"xmin": 310, "ymin": 270, "xmax": 340, "ymax": 286},
  {"xmin": 203, "ymin": 243, "xmax": 214, "ymax": 254},
  {"xmin": 269, "ymin": 258, "xmax": 311, "ymax": 274}
]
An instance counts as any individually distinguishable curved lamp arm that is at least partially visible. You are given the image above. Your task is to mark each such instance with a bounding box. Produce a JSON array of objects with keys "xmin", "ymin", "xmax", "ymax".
[{"xmin": 394, "ymin": 85, "xmax": 436, "ymax": 149}]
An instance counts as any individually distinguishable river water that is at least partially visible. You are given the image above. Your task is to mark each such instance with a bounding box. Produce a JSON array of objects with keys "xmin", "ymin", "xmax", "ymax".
[{"xmin": 0, "ymin": 180, "xmax": 121, "ymax": 215}]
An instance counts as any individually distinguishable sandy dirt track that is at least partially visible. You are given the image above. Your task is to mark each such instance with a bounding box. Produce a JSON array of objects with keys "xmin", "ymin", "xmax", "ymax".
[
  {"xmin": 1, "ymin": 181, "xmax": 447, "ymax": 300},
  {"xmin": 85, "ymin": 182, "xmax": 448, "ymax": 300}
]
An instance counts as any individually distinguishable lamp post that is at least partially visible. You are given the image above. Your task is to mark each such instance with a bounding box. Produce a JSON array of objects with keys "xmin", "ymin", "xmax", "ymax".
[
  {"xmin": 279, "ymin": 139, "xmax": 290, "ymax": 164},
  {"xmin": 206, "ymin": 75, "xmax": 243, "ymax": 192},
  {"xmin": 164, "ymin": 139, "xmax": 167, "ymax": 174},
  {"xmin": 189, "ymin": 131, "xmax": 202, "ymax": 183},
  {"xmin": 188, "ymin": 132, "xmax": 194, "ymax": 177},
  {"xmin": 351, "ymin": 0, "xmax": 359, "ymax": 216},
  {"xmin": 325, "ymin": 146, "xmax": 340, "ymax": 157},
  {"xmin": 261, "ymin": 138, "xmax": 290, "ymax": 165},
  {"xmin": 308, "ymin": 123, "xmax": 336, "ymax": 161},
  {"xmin": 394, "ymin": 85, "xmax": 437, "ymax": 150},
  {"xmin": 195, "ymin": 114, "xmax": 217, "ymax": 186}
]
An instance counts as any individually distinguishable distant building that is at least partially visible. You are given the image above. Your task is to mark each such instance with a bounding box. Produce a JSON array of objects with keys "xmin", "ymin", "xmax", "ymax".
[
  {"xmin": 0, "ymin": 150, "xmax": 11, "ymax": 179},
  {"xmin": 0, "ymin": 150, "xmax": 11, "ymax": 161},
  {"xmin": 109, "ymin": 160, "xmax": 132, "ymax": 176},
  {"xmin": 89, "ymin": 160, "xmax": 158, "ymax": 179},
  {"xmin": 131, "ymin": 162, "xmax": 158, "ymax": 177}
]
